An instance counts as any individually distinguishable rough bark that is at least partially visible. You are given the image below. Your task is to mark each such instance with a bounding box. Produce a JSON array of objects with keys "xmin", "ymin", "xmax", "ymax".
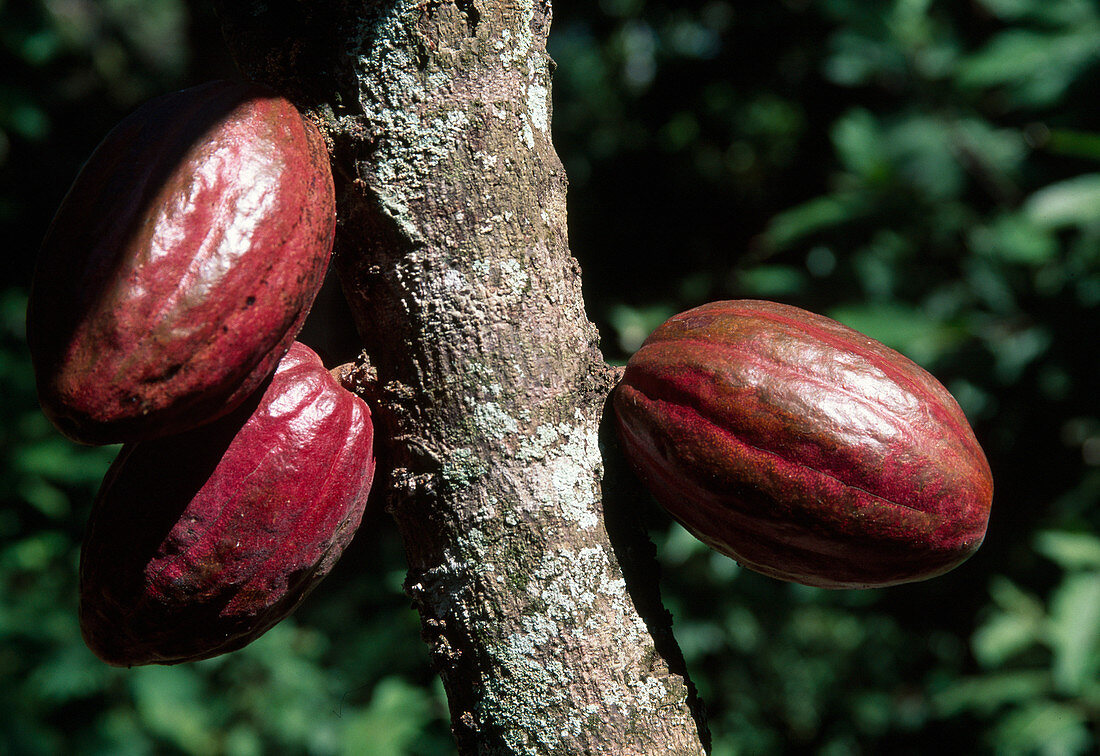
[{"xmin": 215, "ymin": 1, "xmax": 709, "ymax": 752}]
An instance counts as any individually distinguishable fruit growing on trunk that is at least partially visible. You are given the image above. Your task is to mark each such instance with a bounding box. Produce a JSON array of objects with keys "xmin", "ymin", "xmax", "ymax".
[
  {"xmin": 613, "ymin": 299, "xmax": 993, "ymax": 589},
  {"xmin": 27, "ymin": 80, "xmax": 336, "ymax": 445},
  {"xmin": 79, "ymin": 342, "xmax": 376, "ymax": 666}
]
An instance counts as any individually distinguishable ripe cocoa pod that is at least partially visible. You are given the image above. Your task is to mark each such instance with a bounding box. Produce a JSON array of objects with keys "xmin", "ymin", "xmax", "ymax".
[
  {"xmin": 79, "ymin": 342, "xmax": 375, "ymax": 666},
  {"xmin": 27, "ymin": 80, "xmax": 336, "ymax": 445},
  {"xmin": 613, "ymin": 299, "xmax": 993, "ymax": 589}
]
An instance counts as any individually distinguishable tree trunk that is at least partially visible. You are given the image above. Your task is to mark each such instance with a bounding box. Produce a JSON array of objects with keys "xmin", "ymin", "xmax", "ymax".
[{"xmin": 215, "ymin": 1, "xmax": 708, "ymax": 752}]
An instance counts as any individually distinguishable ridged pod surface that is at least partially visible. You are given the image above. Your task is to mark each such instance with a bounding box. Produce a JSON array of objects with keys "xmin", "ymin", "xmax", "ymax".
[
  {"xmin": 613, "ymin": 300, "xmax": 993, "ymax": 589},
  {"xmin": 27, "ymin": 80, "xmax": 336, "ymax": 445},
  {"xmin": 79, "ymin": 342, "xmax": 375, "ymax": 666}
]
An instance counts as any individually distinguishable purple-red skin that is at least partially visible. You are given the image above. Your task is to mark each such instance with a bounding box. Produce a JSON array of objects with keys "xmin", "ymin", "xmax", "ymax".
[
  {"xmin": 27, "ymin": 80, "xmax": 336, "ymax": 445},
  {"xmin": 79, "ymin": 342, "xmax": 376, "ymax": 666},
  {"xmin": 613, "ymin": 299, "xmax": 993, "ymax": 589}
]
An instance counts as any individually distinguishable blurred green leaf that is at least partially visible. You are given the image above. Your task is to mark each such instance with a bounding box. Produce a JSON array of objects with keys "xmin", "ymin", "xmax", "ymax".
[
  {"xmin": 0, "ymin": 289, "xmax": 29, "ymax": 336},
  {"xmin": 1035, "ymin": 531, "xmax": 1100, "ymax": 571},
  {"xmin": 677, "ymin": 618, "xmax": 728, "ymax": 662},
  {"xmin": 734, "ymin": 265, "xmax": 807, "ymax": 298},
  {"xmin": 130, "ymin": 665, "xmax": 221, "ymax": 755},
  {"xmin": 973, "ymin": 611, "xmax": 1045, "ymax": 669},
  {"xmin": 825, "ymin": 29, "xmax": 903, "ymax": 87},
  {"xmin": 1, "ymin": 532, "xmax": 68, "ymax": 573},
  {"xmin": 222, "ymin": 726, "xmax": 263, "ymax": 756},
  {"xmin": 738, "ymin": 95, "xmax": 805, "ymax": 159},
  {"xmin": 976, "ymin": 0, "xmax": 1097, "ymax": 25},
  {"xmin": 1, "ymin": 100, "xmax": 49, "ymax": 140},
  {"xmin": 16, "ymin": 477, "xmax": 69, "ymax": 519},
  {"xmin": 721, "ymin": 605, "xmax": 762, "ymax": 654},
  {"xmin": 990, "ymin": 575, "xmax": 1047, "ymax": 617},
  {"xmin": 600, "ymin": 0, "xmax": 644, "ymax": 19},
  {"xmin": 660, "ymin": 522, "xmax": 710, "ymax": 567},
  {"xmin": 339, "ymin": 677, "xmax": 434, "ymax": 756},
  {"xmin": 26, "ymin": 642, "xmax": 111, "ymax": 704},
  {"xmin": 828, "ymin": 302, "xmax": 964, "ymax": 365},
  {"xmin": 957, "ymin": 27, "xmax": 1100, "ymax": 109},
  {"xmin": 608, "ymin": 302, "xmax": 676, "ymax": 354},
  {"xmin": 664, "ymin": 15, "xmax": 721, "ymax": 60},
  {"xmin": 1047, "ymin": 572, "xmax": 1100, "ymax": 694},
  {"xmin": 12, "ymin": 439, "xmax": 119, "ymax": 486},
  {"xmin": 764, "ymin": 194, "xmax": 868, "ymax": 250},
  {"xmin": 1025, "ymin": 174, "xmax": 1100, "ymax": 229},
  {"xmin": 970, "ymin": 214, "xmax": 1058, "ymax": 266},
  {"xmin": 971, "ymin": 577, "xmax": 1046, "ymax": 668},
  {"xmin": 1046, "ymin": 129, "xmax": 1100, "ymax": 163},
  {"xmin": 832, "ymin": 109, "xmax": 889, "ymax": 181},
  {"xmin": 17, "ymin": 29, "xmax": 62, "ymax": 66},
  {"xmin": 965, "ymin": 257, "xmax": 1021, "ymax": 315},
  {"xmin": 989, "ymin": 701, "xmax": 1093, "ymax": 755},
  {"xmin": 93, "ymin": 709, "xmax": 156, "ymax": 756},
  {"xmin": 933, "ymin": 670, "xmax": 1051, "ymax": 717},
  {"xmin": 883, "ymin": 115, "xmax": 966, "ymax": 201},
  {"xmin": 659, "ymin": 111, "xmax": 700, "ymax": 152},
  {"xmin": 886, "ymin": 0, "xmax": 937, "ymax": 49},
  {"xmin": 952, "ymin": 116, "xmax": 1029, "ymax": 176}
]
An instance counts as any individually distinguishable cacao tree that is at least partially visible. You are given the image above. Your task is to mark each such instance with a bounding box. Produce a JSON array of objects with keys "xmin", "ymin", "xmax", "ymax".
[
  {"xmin": 214, "ymin": 1, "xmax": 711, "ymax": 752},
  {"xmin": 23, "ymin": 1, "xmax": 1002, "ymax": 753},
  {"xmin": 13, "ymin": 0, "xmax": 1100, "ymax": 752}
]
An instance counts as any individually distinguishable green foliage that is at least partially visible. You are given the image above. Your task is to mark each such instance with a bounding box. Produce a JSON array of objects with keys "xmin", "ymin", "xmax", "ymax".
[
  {"xmin": 3, "ymin": 0, "xmax": 1098, "ymax": 753},
  {"xmin": 933, "ymin": 532, "xmax": 1100, "ymax": 754}
]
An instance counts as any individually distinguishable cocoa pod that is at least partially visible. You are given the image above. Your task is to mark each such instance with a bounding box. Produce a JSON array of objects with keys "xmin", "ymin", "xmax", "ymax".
[
  {"xmin": 613, "ymin": 299, "xmax": 993, "ymax": 589},
  {"xmin": 27, "ymin": 80, "xmax": 336, "ymax": 445},
  {"xmin": 79, "ymin": 342, "xmax": 375, "ymax": 666}
]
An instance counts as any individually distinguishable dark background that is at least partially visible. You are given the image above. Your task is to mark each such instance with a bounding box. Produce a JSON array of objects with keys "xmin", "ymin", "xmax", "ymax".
[{"xmin": 2, "ymin": 1, "xmax": 1097, "ymax": 753}]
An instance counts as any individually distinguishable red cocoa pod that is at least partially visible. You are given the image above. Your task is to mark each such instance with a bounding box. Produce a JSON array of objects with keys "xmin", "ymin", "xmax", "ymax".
[
  {"xmin": 613, "ymin": 299, "xmax": 993, "ymax": 589},
  {"xmin": 27, "ymin": 80, "xmax": 336, "ymax": 445},
  {"xmin": 79, "ymin": 342, "xmax": 375, "ymax": 666}
]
